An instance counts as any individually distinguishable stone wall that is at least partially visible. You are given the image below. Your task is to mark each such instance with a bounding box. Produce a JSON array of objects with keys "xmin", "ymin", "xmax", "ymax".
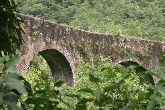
[{"xmin": 16, "ymin": 14, "xmax": 165, "ymax": 85}]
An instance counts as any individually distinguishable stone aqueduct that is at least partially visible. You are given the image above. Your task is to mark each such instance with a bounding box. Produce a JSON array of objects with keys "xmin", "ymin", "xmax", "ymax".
[{"xmin": 16, "ymin": 14, "xmax": 165, "ymax": 86}]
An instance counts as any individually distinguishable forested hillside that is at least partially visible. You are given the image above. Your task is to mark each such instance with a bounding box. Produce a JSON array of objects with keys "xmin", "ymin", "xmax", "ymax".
[
  {"xmin": 1, "ymin": 0, "xmax": 165, "ymax": 110},
  {"xmin": 15, "ymin": 0, "xmax": 165, "ymax": 41}
]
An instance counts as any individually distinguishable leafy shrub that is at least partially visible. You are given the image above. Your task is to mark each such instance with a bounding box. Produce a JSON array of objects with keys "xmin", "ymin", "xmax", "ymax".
[
  {"xmin": 0, "ymin": 55, "xmax": 31, "ymax": 110},
  {"xmin": 72, "ymin": 59, "xmax": 151, "ymax": 110},
  {"xmin": 24, "ymin": 56, "xmax": 165, "ymax": 110}
]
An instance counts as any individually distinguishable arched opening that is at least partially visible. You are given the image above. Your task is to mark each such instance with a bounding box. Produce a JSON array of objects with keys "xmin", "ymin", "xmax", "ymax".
[
  {"xmin": 119, "ymin": 61, "xmax": 154, "ymax": 85},
  {"xmin": 39, "ymin": 49, "xmax": 73, "ymax": 86},
  {"xmin": 27, "ymin": 49, "xmax": 73, "ymax": 86}
]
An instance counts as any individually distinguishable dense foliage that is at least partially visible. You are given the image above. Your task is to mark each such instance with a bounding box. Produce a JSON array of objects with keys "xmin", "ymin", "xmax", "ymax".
[
  {"xmin": 0, "ymin": 0, "xmax": 23, "ymax": 55},
  {"xmin": 23, "ymin": 56, "xmax": 165, "ymax": 110},
  {"xmin": 0, "ymin": 0, "xmax": 165, "ymax": 110},
  {"xmin": 14, "ymin": 0, "xmax": 165, "ymax": 41},
  {"xmin": 0, "ymin": 0, "xmax": 27, "ymax": 109}
]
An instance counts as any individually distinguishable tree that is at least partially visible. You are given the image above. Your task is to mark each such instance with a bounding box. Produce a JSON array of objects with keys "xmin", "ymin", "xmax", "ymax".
[
  {"xmin": 0, "ymin": 1, "xmax": 29, "ymax": 109},
  {"xmin": 15, "ymin": 0, "xmax": 80, "ymax": 24},
  {"xmin": 70, "ymin": 0, "xmax": 165, "ymax": 41},
  {"xmin": 0, "ymin": 0, "xmax": 23, "ymax": 55}
]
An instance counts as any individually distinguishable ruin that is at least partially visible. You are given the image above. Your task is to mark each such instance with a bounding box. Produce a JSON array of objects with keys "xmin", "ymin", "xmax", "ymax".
[{"xmin": 16, "ymin": 14, "xmax": 165, "ymax": 86}]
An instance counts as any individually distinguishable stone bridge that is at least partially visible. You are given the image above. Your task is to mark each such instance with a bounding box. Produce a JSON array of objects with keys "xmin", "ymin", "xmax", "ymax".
[{"xmin": 16, "ymin": 14, "xmax": 165, "ymax": 86}]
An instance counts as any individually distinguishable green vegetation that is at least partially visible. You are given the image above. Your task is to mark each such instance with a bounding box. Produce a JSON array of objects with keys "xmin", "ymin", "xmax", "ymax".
[
  {"xmin": 0, "ymin": 0, "xmax": 29, "ymax": 109},
  {"xmin": 0, "ymin": 0, "xmax": 23, "ymax": 54},
  {"xmin": 23, "ymin": 56, "xmax": 165, "ymax": 110},
  {"xmin": 0, "ymin": 0, "xmax": 165, "ymax": 110},
  {"xmin": 14, "ymin": 0, "xmax": 165, "ymax": 41}
]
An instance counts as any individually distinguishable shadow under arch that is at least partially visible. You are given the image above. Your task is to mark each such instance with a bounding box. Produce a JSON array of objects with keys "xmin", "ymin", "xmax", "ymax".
[
  {"xmin": 35, "ymin": 49, "xmax": 74, "ymax": 86},
  {"xmin": 119, "ymin": 61, "xmax": 155, "ymax": 85}
]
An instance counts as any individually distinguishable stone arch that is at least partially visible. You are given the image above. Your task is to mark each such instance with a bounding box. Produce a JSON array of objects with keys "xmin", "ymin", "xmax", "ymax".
[
  {"xmin": 119, "ymin": 61, "xmax": 147, "ymax": 72},
  {"xmin": 36, "ymin": 49, "xmax": 74, "ymax": 86},
  {"xmin": 117, "ymin": 60, "xmax": 155, "ymax": 85}
]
